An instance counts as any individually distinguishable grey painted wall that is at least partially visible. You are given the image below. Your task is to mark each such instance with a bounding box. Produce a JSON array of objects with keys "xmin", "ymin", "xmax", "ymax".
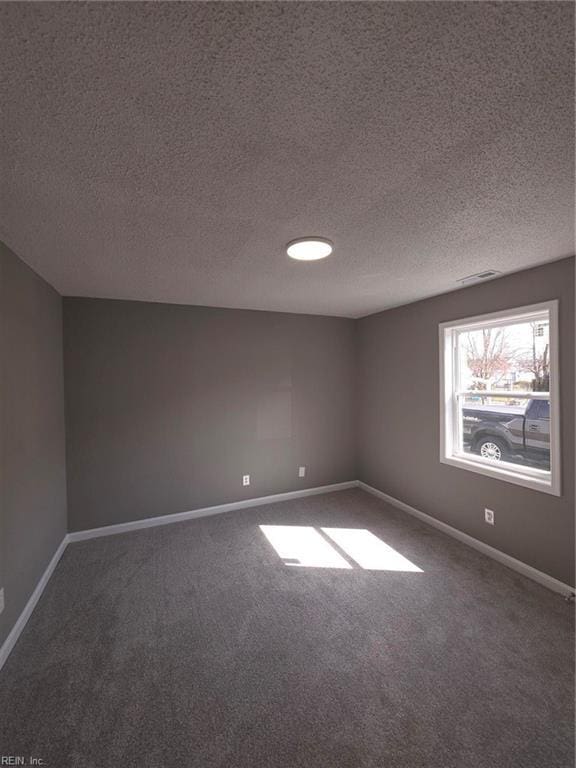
[
  {"xmin": 64, "ymin": 299, "xmax": 356, "ymax": 532},
  {"xmin": 0, "ymin": 242, "xmax": 67, "ymax": 647},
  {"xmin": 357, "ymin": 257, "xmax": 575, "ymax": 586}
]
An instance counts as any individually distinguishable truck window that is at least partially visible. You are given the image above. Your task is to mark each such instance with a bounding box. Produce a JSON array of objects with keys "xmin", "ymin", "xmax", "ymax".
[{"xmin": 526, "ymin": 400, "xmax": 550, "ymax": 419}]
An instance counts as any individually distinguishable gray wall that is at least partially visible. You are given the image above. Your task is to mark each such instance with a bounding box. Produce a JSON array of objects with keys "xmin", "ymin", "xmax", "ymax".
[
  {"xmin": 357, "ymin": 257, "xmax": 575, "ymax": 586},
  {"xmin": 0, "ymin": 242, "xmax": 67, "ymax": 647},
  {"xmin": 64, "ymin": 299, "xmax": 356, "ymax": 532}
]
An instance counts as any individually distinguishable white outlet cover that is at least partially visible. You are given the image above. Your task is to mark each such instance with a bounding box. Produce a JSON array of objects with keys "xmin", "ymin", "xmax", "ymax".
[
  {"xmin": 485, "ymin": 508, "xmax": 495, "ymax": 525},
  {"xmin": 243, "ymin": 475, "xmax": 250, "ymax": 486},
  {"xmin": 298, "ymin": 466, "xmax": 306, "ymax": 478}
]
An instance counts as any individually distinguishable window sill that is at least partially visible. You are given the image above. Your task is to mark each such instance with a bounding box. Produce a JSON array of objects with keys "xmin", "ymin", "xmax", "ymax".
[{"xmin": 440, "ymin": 453, "xmax": 560, "ymax": 496}]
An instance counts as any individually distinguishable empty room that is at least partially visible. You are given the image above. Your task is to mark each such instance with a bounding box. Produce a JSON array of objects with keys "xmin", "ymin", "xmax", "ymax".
[{"xmin": 0, "ymin": 2, "xmax": 574, "ymax": 767}]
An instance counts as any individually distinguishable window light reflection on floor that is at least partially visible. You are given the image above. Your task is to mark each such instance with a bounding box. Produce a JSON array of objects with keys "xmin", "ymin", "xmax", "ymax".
[
  {"xmin": 259, "ymin": 525, "xmax": 423, "ymax": 572},
  {"xmin": 321, "ymin": 528, "xmax": 422, "ymax": 571},
  {"xmin": 259, "ymin": 525, "xmax": 352, "ymax": 569}
]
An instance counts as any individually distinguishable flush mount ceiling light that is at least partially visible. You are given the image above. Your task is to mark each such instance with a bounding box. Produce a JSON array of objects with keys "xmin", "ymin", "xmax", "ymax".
[{"xmin": 286, "ymin": 237, "xmax": 333, "ymax": 261}]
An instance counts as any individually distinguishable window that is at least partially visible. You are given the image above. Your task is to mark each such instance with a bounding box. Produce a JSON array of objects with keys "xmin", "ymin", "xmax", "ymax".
[{"xmin": 439, "ymin": 301, "xmax": 560, "ymax": 495}]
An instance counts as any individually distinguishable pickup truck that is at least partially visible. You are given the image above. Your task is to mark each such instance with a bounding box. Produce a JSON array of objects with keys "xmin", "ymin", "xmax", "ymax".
[{"xmin": 462, "ymin": 398, "xmax": 550, "ymax": 468}]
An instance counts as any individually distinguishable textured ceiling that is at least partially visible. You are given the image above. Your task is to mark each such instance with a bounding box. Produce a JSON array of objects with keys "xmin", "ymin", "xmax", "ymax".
[{"xmin": 0, "ymin": 2, "xmax": 573, "ymax": 318}]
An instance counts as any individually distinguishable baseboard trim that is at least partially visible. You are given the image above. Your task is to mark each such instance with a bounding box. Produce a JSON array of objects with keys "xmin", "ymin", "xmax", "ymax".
[
  {"xmin": 358, "ymin": 481, "xmax": 574, "ymax": 597},
  {"xmin": 67, "ymin": 481, "xmax": 358, "ymax": 543},
  {"xmin": 0, "ymin": 536, "xmax": 68, "ymax": 673}
]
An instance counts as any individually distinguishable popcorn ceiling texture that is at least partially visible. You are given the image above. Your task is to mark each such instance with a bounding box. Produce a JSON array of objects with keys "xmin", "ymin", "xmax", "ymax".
[{"xmin": 0, "ymin": 1, "xmax": 573, "ymax": 317}]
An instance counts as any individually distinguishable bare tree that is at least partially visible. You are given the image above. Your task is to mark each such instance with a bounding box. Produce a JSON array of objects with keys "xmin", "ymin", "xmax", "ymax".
[{"xmin": 465, "ymin": 328, "xmax": 512, "ymax": 390}]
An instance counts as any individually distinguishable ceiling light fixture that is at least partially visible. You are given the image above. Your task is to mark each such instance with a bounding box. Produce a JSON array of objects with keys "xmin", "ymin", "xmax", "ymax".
[{"xmin": 286, "ymin": 237, "xmax": 333, "ymax": 261}]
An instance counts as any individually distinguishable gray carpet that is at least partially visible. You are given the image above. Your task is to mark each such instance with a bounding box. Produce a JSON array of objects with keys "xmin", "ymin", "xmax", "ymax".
[{"xmin": 0, "ymin": 489, "xmax": 573, "ymax": 767}]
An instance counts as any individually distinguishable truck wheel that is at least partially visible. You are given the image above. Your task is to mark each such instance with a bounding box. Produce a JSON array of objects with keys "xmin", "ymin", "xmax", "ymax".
[{"xmin": 476, "ymin": 437, "xmax": 508, "ymax": 462}]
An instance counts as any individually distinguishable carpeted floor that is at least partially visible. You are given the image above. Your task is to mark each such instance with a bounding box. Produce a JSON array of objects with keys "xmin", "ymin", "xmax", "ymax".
[{"xmin": 0, "ymin": 489, "xmax": 574, "ymax": 767}]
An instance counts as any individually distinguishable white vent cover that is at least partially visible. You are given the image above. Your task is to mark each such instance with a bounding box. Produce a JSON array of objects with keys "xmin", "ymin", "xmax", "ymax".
[{"xmin": 458, "ymin": 270, "xmax": 501, "ymax": 286}]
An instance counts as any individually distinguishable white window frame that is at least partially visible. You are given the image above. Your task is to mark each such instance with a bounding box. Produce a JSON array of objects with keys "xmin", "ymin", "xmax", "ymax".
[{"xmin": 439, "ymin": 300, "xmax": 560, "ymax": 496}]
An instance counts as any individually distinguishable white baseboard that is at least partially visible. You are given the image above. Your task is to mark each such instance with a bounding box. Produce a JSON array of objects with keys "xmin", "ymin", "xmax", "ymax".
[
  {"xmin": 0, "ymin": 536, "xmax": 68, "ymax": 673},
  {"xmin": 67, "ymin": 481, "xmax": 358, "ymax": 543},
  {"xmin": 358, "ymin": 481, "xmax": 575, "ymax": 598}
]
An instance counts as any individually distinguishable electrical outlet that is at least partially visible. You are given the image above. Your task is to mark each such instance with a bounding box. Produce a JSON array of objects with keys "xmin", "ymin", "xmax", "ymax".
[
  {"xmin": 298, "ymin": 466, "xmax": 306, "ymax": 478},
  {"xmin": 484, "ymin": 508, "xmax": 495, "ymax": 525},
  {"xmin": 242, "ymin": 474, "xmax": 250, "ymax": 487},
  {"xmin": 0, "ymin": 588, "xmax": 4, "ymax": 615}
]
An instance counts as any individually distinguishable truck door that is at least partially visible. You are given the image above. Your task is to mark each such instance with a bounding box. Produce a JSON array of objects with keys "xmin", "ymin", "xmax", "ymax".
[{"xmin": 524, "ymin": 400, "xmax": 550, "ymax": 462}]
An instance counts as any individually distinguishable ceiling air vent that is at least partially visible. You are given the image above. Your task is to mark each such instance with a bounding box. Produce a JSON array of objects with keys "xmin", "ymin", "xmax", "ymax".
[{"xmin": 458, "ymin": 270, "xmax": 500, "ymax": 286}]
